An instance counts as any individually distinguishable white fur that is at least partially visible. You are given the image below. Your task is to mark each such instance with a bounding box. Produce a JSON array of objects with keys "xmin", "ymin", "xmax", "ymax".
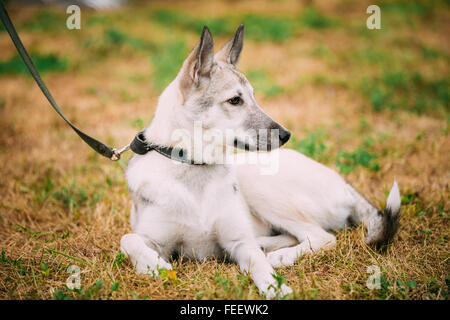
[
  {"xmin": 120, "ymin": 27, "xmax": 400, "ymax": 299},
  {"xmin": 121, "ymin": 27, "xmax": 293, "ymax": 298},
  {"xmin": 123, "ymin": 150, "xmax": 292, "ymax": 298},
  {"xmin": 386, "ymin": 180, "xmax": 401, "ymax": 213}
]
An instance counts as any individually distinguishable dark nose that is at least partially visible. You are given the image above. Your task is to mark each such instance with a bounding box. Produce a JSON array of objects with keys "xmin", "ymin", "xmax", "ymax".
[{"xmin": 279, "ymin": 129, "xmax": 291, "ymax": 145}]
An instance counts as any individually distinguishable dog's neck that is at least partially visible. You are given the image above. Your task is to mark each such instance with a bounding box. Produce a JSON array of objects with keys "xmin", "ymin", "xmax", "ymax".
[{"xmin": 144, "ymin": 81, "xmax": 182, "ymax": 146}]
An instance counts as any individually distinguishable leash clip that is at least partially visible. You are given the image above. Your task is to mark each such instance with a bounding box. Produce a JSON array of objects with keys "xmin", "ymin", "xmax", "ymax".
[{"xmin": 111, "ymin": 144, "xmax": 130, "ymax": 161}]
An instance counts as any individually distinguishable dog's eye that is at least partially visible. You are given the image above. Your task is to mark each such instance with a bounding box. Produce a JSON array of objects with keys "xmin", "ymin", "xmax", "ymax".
[{"xmin": 227, "ymin": 96, "xmax": 242, "ymax": 105}]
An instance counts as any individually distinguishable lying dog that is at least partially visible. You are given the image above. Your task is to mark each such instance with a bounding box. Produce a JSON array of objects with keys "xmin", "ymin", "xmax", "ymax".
[{"xmin": 120, "ymin": 25, "xmax": 400, "ymax": 298}]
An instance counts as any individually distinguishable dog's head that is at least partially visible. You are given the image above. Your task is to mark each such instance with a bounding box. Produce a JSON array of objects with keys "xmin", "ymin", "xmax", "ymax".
[{"xmin": 166, "ymin": 25, "xmax": 290, "ymax": 151}]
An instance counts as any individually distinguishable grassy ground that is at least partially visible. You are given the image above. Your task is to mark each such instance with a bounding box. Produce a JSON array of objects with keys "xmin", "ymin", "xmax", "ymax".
[{"xmin": 0, "ymin": 0, "xmax": 448, "ymax": 300}]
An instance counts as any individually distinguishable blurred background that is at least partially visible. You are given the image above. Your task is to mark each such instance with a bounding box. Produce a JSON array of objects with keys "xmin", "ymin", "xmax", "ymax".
[{"xmin": 0, "ymin": 0, "xmax": 448, "ymax": 300}]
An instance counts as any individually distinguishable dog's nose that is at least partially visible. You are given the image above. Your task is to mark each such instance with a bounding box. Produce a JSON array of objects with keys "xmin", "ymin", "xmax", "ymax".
[{"xmin": 279, "ymin": 129, "xmax": 291, "ymax": 145}]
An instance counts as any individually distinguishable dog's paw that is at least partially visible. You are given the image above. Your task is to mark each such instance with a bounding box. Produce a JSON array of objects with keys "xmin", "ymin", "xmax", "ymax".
[
  {"xmin": 261, "ymin": 283, "xmax": 293, "ymax": 300},
  {"xmin": 134, "ymin": 254, "xmax": 172, "ymax": 276},
  {"xmin": 267, "ymin": 247, "xmax": 300, "ymax": 268},
  {"xmin": 280, "ymin": 284, "xmax": 293, "ymax": 296}
]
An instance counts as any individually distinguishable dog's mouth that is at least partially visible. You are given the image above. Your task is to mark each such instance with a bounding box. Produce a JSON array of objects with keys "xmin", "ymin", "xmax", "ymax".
[
  {"xmin": 233, "ymin": 138, "xmax": 256, "ymax": 151},
  {"xmin": 232, "ymin": 136, "xmax": 289, "ymax": 151},
  {"xmin": 231, "ymin": 125, "xmax": 291, "ymax": 151}
]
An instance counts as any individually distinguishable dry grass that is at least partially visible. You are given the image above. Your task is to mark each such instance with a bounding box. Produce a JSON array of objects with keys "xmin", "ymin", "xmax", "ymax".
[{"xmin": 0, "ymin": 0, "xmax": 448, "ymax": 300}]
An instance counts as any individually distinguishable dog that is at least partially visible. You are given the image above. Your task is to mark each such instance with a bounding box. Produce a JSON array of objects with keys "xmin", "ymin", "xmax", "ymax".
[{"xmin": 120, "ymin": 25, "xmax": 401, "ymax": 298}]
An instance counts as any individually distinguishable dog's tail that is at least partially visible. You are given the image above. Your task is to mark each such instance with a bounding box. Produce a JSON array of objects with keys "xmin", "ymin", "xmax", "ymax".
[{"xmin": 348, "ymin": 180, "xmax": 401, "ymax": 247}]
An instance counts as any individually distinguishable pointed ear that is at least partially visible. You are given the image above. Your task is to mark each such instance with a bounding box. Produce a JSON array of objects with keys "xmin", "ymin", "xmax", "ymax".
[
  {"xmin": 179, "ymin": 26, "xmax": 214, "ymax": 93},
  {"xmin": 215, "ymin": 24, "xmax": 244, "ymax": 67}
]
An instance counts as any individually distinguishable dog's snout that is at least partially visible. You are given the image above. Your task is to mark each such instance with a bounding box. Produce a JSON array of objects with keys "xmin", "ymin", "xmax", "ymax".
[{"xmin": 279, "ymin": 129, "xmax": 291, "ymax": 145}]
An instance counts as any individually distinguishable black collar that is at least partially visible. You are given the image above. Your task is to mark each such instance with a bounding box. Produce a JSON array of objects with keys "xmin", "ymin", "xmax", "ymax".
[{"xmin": 130, "ymin": 131, "xmax": 205, "ymax": 165}]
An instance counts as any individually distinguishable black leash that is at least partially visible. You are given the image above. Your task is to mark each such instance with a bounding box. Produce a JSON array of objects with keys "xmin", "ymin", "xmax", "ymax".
[
  {"xmin": 0, "ymin": 1, "xmax": 122, "ymax": 159},
  {"xmin": 0, "ymin": 2, "xmax": 201, "ymax": 164}
]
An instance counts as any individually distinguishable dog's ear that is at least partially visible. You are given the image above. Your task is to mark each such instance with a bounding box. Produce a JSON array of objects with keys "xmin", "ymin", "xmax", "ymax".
[
  {"xmin": 179, "ymin": 26, "xmax": 214, "ymax": 93},
  {"xmin": 215, "ymin": 24, "xmax": 244, "ymax": 67}
]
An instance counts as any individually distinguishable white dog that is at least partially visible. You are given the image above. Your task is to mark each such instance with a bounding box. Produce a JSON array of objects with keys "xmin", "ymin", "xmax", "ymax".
[{"xmin": 120, "ymin": 25, "xmax": 401, "ymax": 298}]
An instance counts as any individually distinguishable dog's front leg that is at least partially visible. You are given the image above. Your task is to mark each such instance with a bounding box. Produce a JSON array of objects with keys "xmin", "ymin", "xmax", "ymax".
[
  {"xmin": 216, "ymin": 216, "xmax": 292, "ymax": 299},
  {"xmin": 120, "ymin": 233, "xmax": 172, "ymax": 276},
  {"xmin": 223, "ymin": 237, "xmax": 292, "ymax": 299}
]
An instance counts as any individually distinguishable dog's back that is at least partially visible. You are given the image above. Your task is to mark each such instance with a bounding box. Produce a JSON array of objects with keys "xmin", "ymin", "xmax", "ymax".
[{"xmin": 236, "ymin": 148, "xmax": 401, "ymax": 247}]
